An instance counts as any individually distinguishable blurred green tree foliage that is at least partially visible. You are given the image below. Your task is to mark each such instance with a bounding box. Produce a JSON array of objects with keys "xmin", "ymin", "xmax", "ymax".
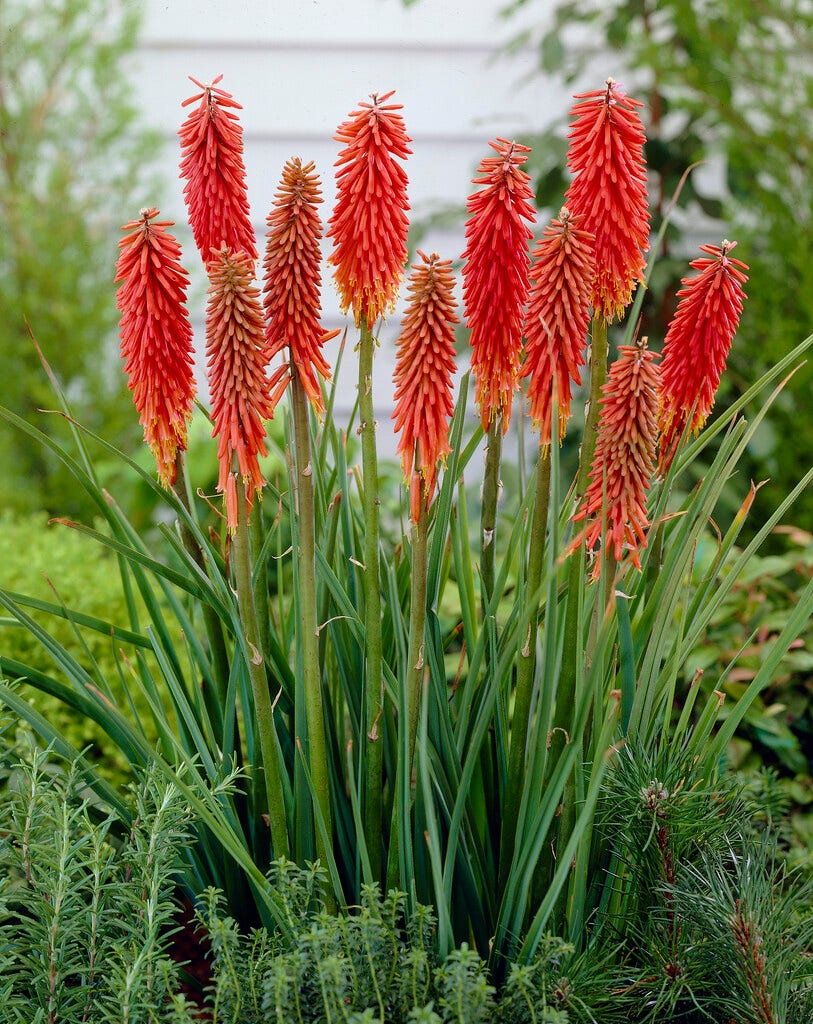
[
  {"xmin": 0, "ymin": 0, "xmax": 160, "ymax": 515},
  {"xmin": 501, "ymin": 0, "xmax": 813, "ymax": 533}
]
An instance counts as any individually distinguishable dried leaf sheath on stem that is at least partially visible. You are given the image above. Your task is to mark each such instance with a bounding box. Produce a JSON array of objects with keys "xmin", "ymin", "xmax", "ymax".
[{"xmin": 115, "ymin": 207, "xmax": 196, "ymax": 487}]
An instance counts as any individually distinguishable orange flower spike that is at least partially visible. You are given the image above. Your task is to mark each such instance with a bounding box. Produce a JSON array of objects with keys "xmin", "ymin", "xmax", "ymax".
[
  {"xmin": 462, "ymin": 138, "xmax": 536, "ymax": 433},
  {"xmin": 658, "ymin": 240, "xmax": 749, "ymax": 474},
  {"xmin": 392, "ymin": 251, "xmax": 459, "ymax": 520},
  {"xmin": 522, "ymin": 207, "xmax": 595, "ymax": 445},
  {"xmin": 573, "ymin": 339, "xmax": 661, "ymax": 570},
  {"xmin": 205, "ymin": 247, "xmax": 275, "ymax": 532},
  {"xmin": 179, "ymin": 75, "xmax": 257, "ymax": 263},
  {"xmin": 327, "ymin": 91, "xmax": 411, "ymax": 326},
  {"xmin": 565, "ymin": 78, "xmax": 650, "ymax": 322},
  {"xmin": 263, "ymin": 157, "xmax": 336, "ymax": 413},
  {"xmin": 115, "ymin": 208, "xmax": 196, "ymax": 487}
]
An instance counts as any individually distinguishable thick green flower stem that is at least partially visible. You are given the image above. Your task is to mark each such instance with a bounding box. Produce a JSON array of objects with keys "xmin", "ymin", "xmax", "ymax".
[
  {"xmin": 541, "ymin": 312, "xmax": 609, "ymax": 912},
  {"xmin": 173, "ymin": 452, "xmax": 230, "ymax": 740},
  {"xmin": 358, "ymin": 312, "xmax": 384, "ymax": 880},
  {"xmin": 498, "ymin": 447, "xmax": 551, "ymax": 889},
  {"xmin": 290, "ymin": 368, "xmax": 333, "ymax": 881},
  {"xmin": 233, "ymin": 474, "xmax": 289, "ymax": 861},
  {"xmin": 386, "ymin": 490, "xmax": 429, "ymax": 890},
  {"xmin": 576, "ymin": 313, "xmax": 609, "ymax": 495},
  {"xmin": 481, "ymin": 416, "xmax": 503, "ymax": 611}
]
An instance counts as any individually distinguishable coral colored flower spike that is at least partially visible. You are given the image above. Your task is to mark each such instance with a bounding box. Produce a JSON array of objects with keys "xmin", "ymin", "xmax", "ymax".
[
  {"xmin": 205, "ymin": 247, "xmax": 275, "ymax": 532},
  {"xmin": 522, "ymin": 207, "xmax": 595, "ymax": 446},
  {"xmin": 115, "ymin": 208, "xmax": 196, "ymax": 487},
  {"xmin": 658, "ymin": 240, "xmax": 748, "ymax": 475},
  {"xmin": 263, "ymin": 157, "xmax": 336, "ymax": 414},
  {"xmin": 327, "ymin": 91, "xmax": 411, "ymax": 326},
  {"xmin": 179, "ymin": 75, "xmax": 257, "ymax": 264},
  {"xmin": 565, "ymin": 79, "xmax": 650, "ymax": 322},
  {"xmin": 573, "ymin": 338, "xmax": 661, "ymax": 572},
  {"xmin": 463, "ymin": 138, "xmax": 536, "ymax": 433},
  {"xmin": 392, "ymin": 251, "xmax": 459, "ymax": 521}
]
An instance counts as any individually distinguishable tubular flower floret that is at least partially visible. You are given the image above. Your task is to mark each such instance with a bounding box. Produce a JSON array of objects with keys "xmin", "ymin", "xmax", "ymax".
[
  {"xmin": 179, "ymin": 74, "xmax": 257, "ymax": 264},
  {"xmin": 263, "ymin": 157, "xmax": 336, "ymax": 413},
  {"xmin": 565, "ymin": 78, "xmax": 650, "ymax": 322},
  {"xmin": 658, "ymin": 240, "xmax": 749, "ymax": 475},
  {"xmin": 115, "ymin": 207, "xmax": 196, "ymax": 487},
  {"xmin": 327, "ymin": 91, "xmax": 411, "ymax": 326},
  {"xmin": 205, "ymin": 246, "xmax": 276, "ymax": 532},
  {"xmin": 573, "ymin": 338, "xmax": 661, "ymax": 573},
  {"xmin": 462, "ymin": 137, "xmax": 536, "ymax": 432},
  {"xmin": 392, "ymin": 251, "xmax": 459, "ymax": 521},
  {"xmin": 522, "ymin": 206, "xmax": 595, "ymax": 446}
]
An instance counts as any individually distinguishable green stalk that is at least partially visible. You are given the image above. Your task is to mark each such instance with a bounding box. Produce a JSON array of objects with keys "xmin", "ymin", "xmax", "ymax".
[
  {"xmin": 290, "ymin": 368, "xmax": 334, "ymax": 882},
  {"xmin": 387, "ymin": 486, "xmax": 429, "ymax": 890},
  {"xmin": 358, "ymin": 312, "xmax": 384, "ymax": 879},
  {"xmin": 172, "ymin": 452, "xmax": 231, "ymax": 729},
  {"xmin": 499, "ymin": 446, "xmax": 550, "ymax": 888},
  {"xmin": 233, "ymin": 471, "xmax": 289, "ymax": 860},
  {"xmin": 481, "ymin": 416, "xmax": 503, "ymax": 610},
  {"xmin": 542, "ymin": 313, "xmax": 609, "ymax": 916}
]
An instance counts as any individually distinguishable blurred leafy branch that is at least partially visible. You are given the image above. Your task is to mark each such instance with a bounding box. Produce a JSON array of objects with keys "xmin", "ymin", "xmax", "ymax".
[
  {"xmin": 0, "ymin": 0, "xmax": 161, "ymax": 516},
  {"xmin": 497, "ymin": 0, "xmax": 813, "ymax": 536}
]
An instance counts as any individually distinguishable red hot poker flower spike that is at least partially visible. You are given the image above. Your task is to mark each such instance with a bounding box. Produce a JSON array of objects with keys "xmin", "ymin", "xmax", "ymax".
[
  {"xmin": 179, "ymin": 75, "xmax": 257, "ymax": 263},
  {"xmin": 327, "ymin": 91, "xmax": 411, "ymax": 326},
  {"xmin": 206, "ymin": 247, "xmax": 275, "ymax": 532},
  {"xmin": 573, "ymin": 339, "xmax": 661, "ymax": 572},
  {"xmin": 522, "ymin": 207, "xmax": 595, "ymax": 446},
  {"xmin": 263, "ymin": 157, "xmax": 336, "ymax": 414},
  {"xmin": 658, "ymin": 240, "xmax": 748, "ymax": 475},
  {"xmin": 565, "ymin": 78, "xmax": 650, "ymax": 322},
  {"xmin": 115, "ymin": 208, "xmax": 196, "ymax": 487},
  {"xmin": 392, "ymin": 251, "xmax": 459, "ymax": 521},
  {"xmin": 462, "ymin": 138, "xmax": 536, "ymax": 432}
]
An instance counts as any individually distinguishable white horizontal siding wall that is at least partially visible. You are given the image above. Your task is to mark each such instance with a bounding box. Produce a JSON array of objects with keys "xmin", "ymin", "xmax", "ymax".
[{"xmin": 130, "ymin": 0, "xmax": 579, "ymax": 454}]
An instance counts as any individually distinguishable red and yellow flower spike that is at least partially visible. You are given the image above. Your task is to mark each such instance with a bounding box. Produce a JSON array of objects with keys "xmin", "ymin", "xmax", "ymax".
[
  {"xmin": 522, "ymin": 206, "xmax": 595, "ymax": 446},
  {"xmin": 565, "ymin": 79, "xmax": 650, "ymax": 322},
  {"xmin": 205, "ymin": 246, "xmax": 276, "ymax": 532},
  {"xmin": 573, "ymin": 338, "xmax": 661, "ymax": 572},
  {"xmin": 263, "ymin": 157, "xmax": 337, "ymax": 414},
  {"xmin": 392, "ymin": 251, "xmax": 459, "ymax": 521},
  {"xmin": 179, "ymin": 75, "xmax": 257, "ymax": 263},
  {"xmin": 327, "ymin": 91, "xmax": 411, "ymax": 326},
  {"xmin": 658, "ymin": 240, "xmax": 749, "ymax": 474},
  {"xmin": 462, "ymin": 137, "xmax": 536, "ymax": 432},
  {"xmin": 115, "ymin": 207, "xmax": 196, "ymax": 487}
]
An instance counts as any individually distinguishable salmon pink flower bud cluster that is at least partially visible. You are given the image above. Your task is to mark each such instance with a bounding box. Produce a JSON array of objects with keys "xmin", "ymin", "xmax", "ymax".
[
  {"xmin": 392, "ymin": 251, "xmax": 459, "ymax": 521},
  {"xmin": 462, "ymin": 138, "xmax": 536, "ymax": 433},
  {"xmin": 115, "ymin": 207, "xmax": 196, "ymax": 487}
]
